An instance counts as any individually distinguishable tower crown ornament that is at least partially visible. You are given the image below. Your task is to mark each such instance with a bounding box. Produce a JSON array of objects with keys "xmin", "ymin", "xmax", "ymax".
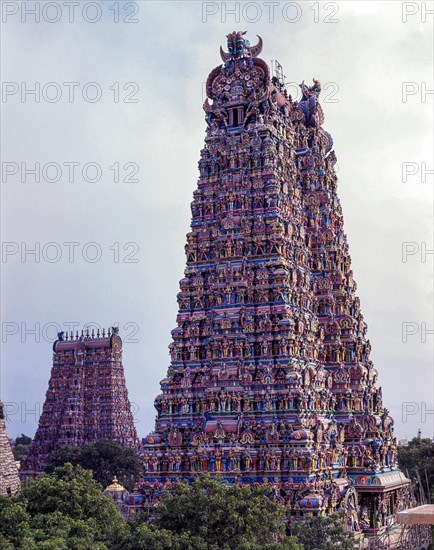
[{"xmin": 220, "ymin": 31, "xmax": 263, "ymax": 62}]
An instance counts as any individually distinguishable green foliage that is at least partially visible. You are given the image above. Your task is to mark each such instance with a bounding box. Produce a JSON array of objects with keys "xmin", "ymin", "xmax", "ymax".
[
  {"xmin": 13, "ymin": 434, "xmax": 32, "ymax": 461},
  {"xmin": 0, "ymin": 497, "xmax": 31, "ymax": 547},
  {"xmin": 398, "ymin": 437, "xmax": 434, "ymax": 502},
  {"xmin": 116, "ymin": 523, "xmax": 200, "ymax": 550},
  {"xmin": 153, "ymin": 475, "xmax": 302, "ymax": 550},
  {"xmin": 0, "ymin": 532, "xmax": 14, "ymax": 550},
  {"xmin": 15, "ymin": 434, "xmax": 32, "ymax": 446},
  {"xmin": 1, "ymin": 468, "xmax": 356, "ymax": 550},
  {"xmin": 291, "ymin": 513, "xmax": 357, "ymax": 550},
  {"xmin": 44, "ymin": 440, "xmax": 141, "ymax": 491},
  {"xmin": 0, "ymin": 464, "xmax": 125, "ymax": 549},
  {"xmin": 119, "ymin": 523, "xmax": 303, "ymax": 550},
  {"xmin": 109, "ymin": 475, "xmax": 303, "ymax": 549}
]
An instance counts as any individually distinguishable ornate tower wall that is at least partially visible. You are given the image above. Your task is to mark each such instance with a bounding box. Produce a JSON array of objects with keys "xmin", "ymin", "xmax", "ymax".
[
  {"xmin": 134, "ymin": 32, "xmax": 411, "ymax": 533},
  {"xmin": 0, "ymin": 401, "xmax": 21, "ymax": 495},
  {"xmin": 21, "ymin": 327, "xmax": 139, "ymax": 477}
]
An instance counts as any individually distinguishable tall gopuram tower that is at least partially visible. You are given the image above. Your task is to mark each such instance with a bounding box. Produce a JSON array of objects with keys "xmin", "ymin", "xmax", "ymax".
[
  {"xmin": 21, "ymin": 327, "xmax": 139, "ymax": 477},
  {"xmin": 137, "ymin": 32, "xmax": 411, "ymax": 533},
  {"xmin": 0, "ymin": 401, "xmax": 21, "ymax": 495}
]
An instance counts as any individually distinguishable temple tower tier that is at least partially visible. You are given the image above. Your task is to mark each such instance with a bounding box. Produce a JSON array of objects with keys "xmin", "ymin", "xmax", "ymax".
[
  {"xmin": 21, "ymin": 327, "xmax": 140, "ymax": 478},
  {"xmin": 136, "ymin": 31, "xmax": 411, "ymax": 534}
]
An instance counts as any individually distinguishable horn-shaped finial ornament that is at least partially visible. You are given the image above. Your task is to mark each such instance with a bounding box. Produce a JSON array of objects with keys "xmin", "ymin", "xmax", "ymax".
[
  {"xmin": 220, "ymin": 45, "xmax": 231, "ymax": 63},
  {"xmin": 247, "ymin": 35, "xmax": 263, "ymax": 58},
  {"xmin": 220, "ymin": 31, "xmax": 262, "ymax": 62}
]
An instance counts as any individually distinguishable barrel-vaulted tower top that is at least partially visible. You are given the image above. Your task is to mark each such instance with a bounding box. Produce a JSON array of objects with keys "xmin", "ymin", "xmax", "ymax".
[{"xmin": 52, "ymin": 325, "xmax": 122, "ymax": 353}]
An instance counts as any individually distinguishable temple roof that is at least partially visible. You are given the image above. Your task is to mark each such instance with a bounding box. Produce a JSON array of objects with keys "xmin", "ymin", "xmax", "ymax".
[
  {"xmin": 349, "ymin": 470, "xmax": 410, "ymax": 492},
  {"xmin": 104, "ymin": 476, "xmax": 126, "ymax": 493}
]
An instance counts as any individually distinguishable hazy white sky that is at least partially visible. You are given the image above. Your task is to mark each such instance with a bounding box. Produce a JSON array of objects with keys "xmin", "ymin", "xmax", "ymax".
[{"xmin": 1, "ymin": 0, "xmax": 433, "ymax": 441}]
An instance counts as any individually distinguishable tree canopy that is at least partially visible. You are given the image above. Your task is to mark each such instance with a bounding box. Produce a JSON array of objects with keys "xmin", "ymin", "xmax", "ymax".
[
  {"xmin": 15, "ymin": 434, "xmax": 32, "ymax": 446},
  {"xmin": 291, "ymin": 513, "xmax": 357, "ymax": 550},
  {"xmin": 12, "ymin": 434, "xmax": 32, "ymax": 462},
  {"xmin": 152, "ymin": 476, "xmax": 301, "ymax": 550},
  {"xmin": 398, "ymin": 437, "xmax": 434, "ymax": 502},
  {"xmin": 1, "ymin": 467, "xmax": 359, "ymax": 549},
  {"xmin": 0, "ymin": 464, "xmax": 127, "ymax": 549},
  {"xmin": 44, "ymin": 440, "xmax": 142, "ymax": 491}
]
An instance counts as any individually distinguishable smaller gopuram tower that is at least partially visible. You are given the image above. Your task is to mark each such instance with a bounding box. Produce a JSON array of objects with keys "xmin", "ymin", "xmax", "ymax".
[
  {"xmin": 0, "ymin": 401, "xmax": 21, "ymax": 495},
  {"xmin": 21, "ymin": 327, "xmax": 139, "ymax": 477}
]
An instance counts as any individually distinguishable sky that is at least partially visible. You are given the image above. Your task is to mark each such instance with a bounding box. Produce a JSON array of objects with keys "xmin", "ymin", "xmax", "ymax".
[{"xmin": 1, "ymin": 0, "xmax": 433, "ymax": 442}]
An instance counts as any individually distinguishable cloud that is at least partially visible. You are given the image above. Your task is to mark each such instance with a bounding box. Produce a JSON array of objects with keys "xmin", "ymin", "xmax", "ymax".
[{"xmin": 1, "ymin": 1, "xmax": 433, "ymax": 440}]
